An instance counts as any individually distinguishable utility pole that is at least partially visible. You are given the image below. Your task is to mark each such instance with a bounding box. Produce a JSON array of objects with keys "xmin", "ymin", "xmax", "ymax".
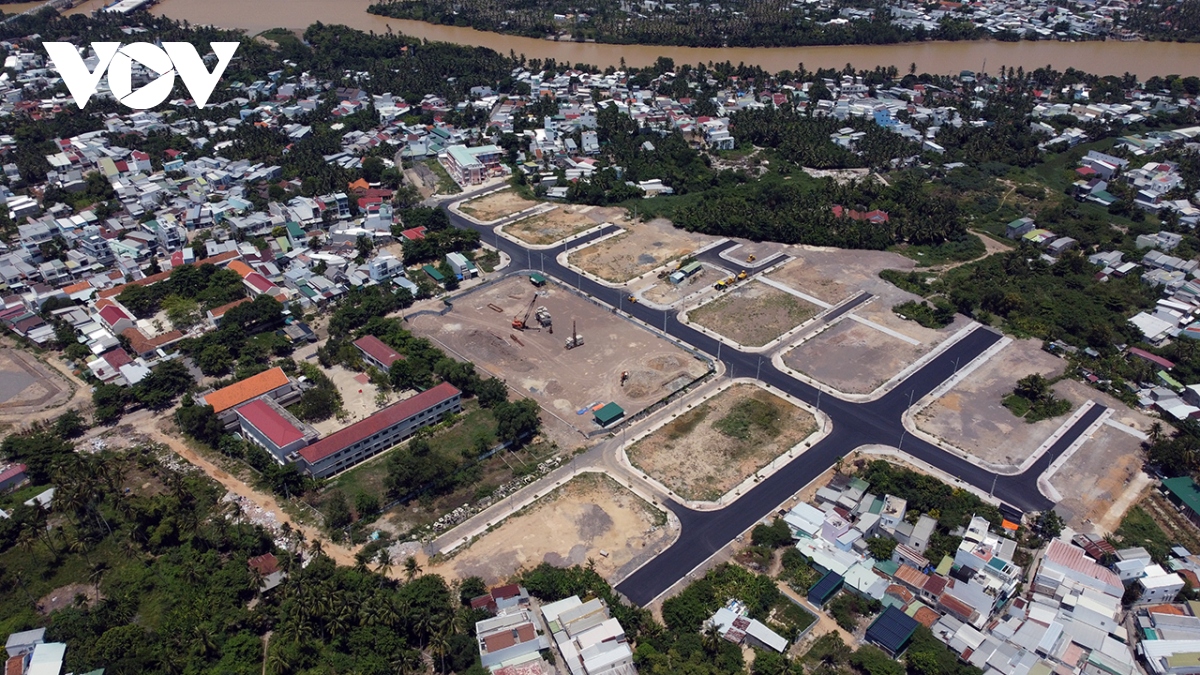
[
  {"xmin": 990, "ymin": 474, "xmax": 998, "ymax": 497},
  {"xmin": 756, "ymin": 356, "xmax": 763, "ymax": 381}
]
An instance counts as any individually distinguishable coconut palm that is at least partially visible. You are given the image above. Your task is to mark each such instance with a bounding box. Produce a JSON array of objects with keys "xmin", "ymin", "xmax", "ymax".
[{"xmin": 402, "ymin": 555, "xmax": 422, "ymax": 582}]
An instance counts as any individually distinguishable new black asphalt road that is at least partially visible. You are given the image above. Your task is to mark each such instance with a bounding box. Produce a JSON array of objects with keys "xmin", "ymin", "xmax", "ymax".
[{"xmin": 443, "ymin": 195, "xmax": 1104, "ymax": 605}]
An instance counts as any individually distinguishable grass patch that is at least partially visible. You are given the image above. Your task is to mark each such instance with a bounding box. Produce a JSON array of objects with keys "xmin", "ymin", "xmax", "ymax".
[
  {"xmin": 666, "ymin": 403, "xmax": 710, "ymax": 440},
  {"xmin": 1002, "ymin": 394, "xmax": 1032, "ymax": 418},
  {"xmin": 424, "ymin": 159, "xmax": 462, "ymax": 195},
  {"xmin": 891, "ymin": 234, "xmax": 986, "ymax": 267},
  {"xmin": 714, "ymin": 397, "xmax": 782, "ymax": 441},
  {"xmin": 1115, "ymin": 505, "xmax": 1171, "ymax": 563},
  {"xmin": 880, "ymin": 269, "xmax": 936, "ymax": 297},
  {"xmin": 893, "ymin": 299, "xmax": 955, "ymax": 328},
  {"xmin": 472, "ymin": 249, "xmax": 500, "ymax": 273}
]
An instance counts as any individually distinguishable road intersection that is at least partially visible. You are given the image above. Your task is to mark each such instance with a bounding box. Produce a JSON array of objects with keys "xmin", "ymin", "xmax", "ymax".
[{"xmin": 435, "ymin": 188, "xmax": 1103, "ymax": 606}]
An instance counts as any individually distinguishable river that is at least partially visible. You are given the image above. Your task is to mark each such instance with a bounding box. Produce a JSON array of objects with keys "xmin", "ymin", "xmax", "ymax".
[{"xmin": 66, "ymin": 0, "xmax": 1200, "ymax": 75}]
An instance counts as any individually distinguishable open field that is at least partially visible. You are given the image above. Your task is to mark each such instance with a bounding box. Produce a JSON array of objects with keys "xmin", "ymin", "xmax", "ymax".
[
  {"xmin": 503, "ymin": 203, "xmax": 617, "ymax": 245},
  {"xmin": 767, "ymin": 248, "xmax": 916, "ymax": 306},
  {"xmin": 1049, "ymin": 423, "xmax": 1146, "ymax": 530},
  {"xmin": 408, "ymin": 275, "xmax": 710, "ymax": 430},
  {"xmin": 782, "ymin": 319, "xmax": 926, "ymax": 395},
  {"xmin": 568, "ymin": 217, "xmax": 718, "ymax": 283},
  {"xmin": 628, "ymin": 383, "xmax": 817, "ymax": 501},
  {"xmin": 688, "ymin": 281, "xmax": 820, "ymax": 347},
  {"xmin": 915, "ymin": 339, "xmax": 1068, "ymax": 468},
  {"xmin": 428, "ymin": 473, "xmax": 670, "ymax": 583},
  {"xmin": 459, "ymin": 188, "xmax": 539, "ymax": 222}
]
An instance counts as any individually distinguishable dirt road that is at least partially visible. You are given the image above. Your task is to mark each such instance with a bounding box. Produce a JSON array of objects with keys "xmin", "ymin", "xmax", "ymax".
[{"xmin": 137, "ymin": 412, "xmax": 359, "ymax": 567}]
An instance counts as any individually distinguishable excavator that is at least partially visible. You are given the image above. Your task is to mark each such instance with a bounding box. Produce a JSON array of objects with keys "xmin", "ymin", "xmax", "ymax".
[{"xmin": 512, "ymin": 293, "xmax": 539, "ymax": 330}]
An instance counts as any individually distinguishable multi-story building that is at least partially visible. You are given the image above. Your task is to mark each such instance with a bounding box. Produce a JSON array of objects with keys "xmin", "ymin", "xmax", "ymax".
[
  {"xmin": 296, "ymin": 383, "xmax": 462, "ymax": 478},
  {"xmin": 441, "ymin": 144, "xmax": 503, "ymax": 186}
]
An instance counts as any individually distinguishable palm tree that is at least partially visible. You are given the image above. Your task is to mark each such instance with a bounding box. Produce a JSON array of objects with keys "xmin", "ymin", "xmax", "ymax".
[
  {"xmin": 376, "ymin": 549, "xmax": 394, "ymax": 582},
  {"xmin": 428, "ymin": 624, "xmax": 452, "ymax": 674},
  {"xmin": 88, "ymin": 561, "xmax": 108, "ymax": 596},
  {"xmin": 702, "ymin": 622, "xmax": 722, "ymax": 655},
  {"xmin": 402, "ymin": 555, "xmax": 422, "ymax": 582},
  {"xmin": 1150, "ymin": 421, "xmax": 1165, "ymax": 444}
]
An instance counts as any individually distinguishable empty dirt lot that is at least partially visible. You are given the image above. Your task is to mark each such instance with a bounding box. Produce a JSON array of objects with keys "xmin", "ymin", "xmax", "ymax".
[
  {"xmin": 408, "ymin": 275, "xmax": 710, "ymax": 429},
  {"xmin": 428, "ymin": 473, "xmax": 670, "ymax": 584},
  {"xmin": 915, "ymin": 339, "xmax": 1070, "ymax": 469},
  {"xmin": 568, "ymin": 218, "xmax": 718, "ymax": 283},
  {"xmin": 503, "ymin": 204, "xmax": 619, "ymax": 245},
  {"xmin": 767, "ymin": 248, "xmax": 917, "ymax": 306},
  {"xmin": 689, "ymin": 281, "xmax": 820, "ymax": 347},
  {"xmin": 0, "ymin": 347, "xmax": 80, "ymax": 427},
  {"xmin": 458, "ymin": 188, "xmax": 539, "ymax": 222},
  {"xmin": 628, "ymin": 383, "xmax": 818, "ymax": 501},
  {"xmin": 1049, "ymin": 423, "xmax": 1145, "ymax": 529},
  {"xmin": 783, "ymin": 319, "xmax": 926, "ymax": 395}
]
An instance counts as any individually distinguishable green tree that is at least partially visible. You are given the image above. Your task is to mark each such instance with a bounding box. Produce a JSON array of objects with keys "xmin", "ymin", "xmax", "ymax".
[
  {"xmin": 196, "ymin": 344, "xmax": 233, "ymax": 376},
  {"xmin": 494, "ymin": 398, "xmax": 541, "ymax": 446},
  {"xmin": 866, "ymin": 536, "xmax": 898, "ymax": 561}
]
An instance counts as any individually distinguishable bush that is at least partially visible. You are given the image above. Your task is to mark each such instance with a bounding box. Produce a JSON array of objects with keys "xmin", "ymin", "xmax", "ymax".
[
  {"xmin": 750, "ymin": 518, "xmax": 793, "ymax": 548},
  {"xmin": 893, "ymin": 298, "xmax": 955, "ymax": 328}
]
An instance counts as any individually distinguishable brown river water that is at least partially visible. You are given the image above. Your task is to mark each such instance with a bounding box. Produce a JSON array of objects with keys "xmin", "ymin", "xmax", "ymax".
[{"xmin": 64, "ymin": 0, "xmax": 1200, "ymax": 75}]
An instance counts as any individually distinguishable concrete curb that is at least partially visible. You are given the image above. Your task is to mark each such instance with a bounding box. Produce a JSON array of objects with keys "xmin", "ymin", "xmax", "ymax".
[
  {"xmin": 555, "ymin": 237, "xmax": 733, "ymax": 290},
  {"xmin": 614, "ymin": 377, "xmax": 833, "ymax": 512},
  {"xmin": 772, "ymin": 320, "xmax": 985, "ymax": 405},
  {"xmin": 1037, "ymin": 406, "xmax": 1111, "ymax": 503}
]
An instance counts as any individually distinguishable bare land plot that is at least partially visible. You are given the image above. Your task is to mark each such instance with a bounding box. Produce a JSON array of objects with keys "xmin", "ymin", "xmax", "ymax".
[
  {"xmin": 503, "ymin": 204, "xmax": 616, "ymax": 245},
  {"xmin": 0, "ymin": 348, "xmax": 72, "ymax": 417},
  {"xmin": 782, "ymin": 320, "xmax": 925, "ymax": 395},
  {"xmin": 628, "ymin": 384, "xmax": 817, "ymax": 501},
  {"xmin": 1049, "ymin": 424, "xmax": 1145, "ymax": 529},
  {"xmin": 914, "ymin": 339, "xmax": 1069, "ymax": 468},
  {"xmin": 308, "ymin": 364, "xmax": 400, "ymax": 436},
  {"xmin": 459, "ymin": 189, "xmax": 539, "ymax": 222},
  {"xmin": 689, "ymin": 281, "xmax": 820, "ymax": 347},
  {"xmin": 408, "ymin": 275, "xmax": 709, "ymax": 428},
  {"xmin": 568, "ymin": 218, "xmax": 718, "ymax": 283},
  {"xmin": 767, "ymin": 248, "xmax": 916, "ymax": 306},
  {"xmin": 429, "ymin": 473, "xmax": 669, "ymax": 583}
]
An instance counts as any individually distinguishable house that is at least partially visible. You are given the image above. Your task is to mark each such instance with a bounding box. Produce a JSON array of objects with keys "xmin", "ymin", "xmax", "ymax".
[
  {"xmin": 445, "ymin": 252, "xmax": 478, "ymax": 280},
  {"xmin": 475, "ymin": 610, "xmax": 549, "ymax": 669},
  {"xmin": 0, "ymin": 463, "xmax": 28, "ymax": 493},
  {"xmin": 709, "ymin": 601, "xmax": 789, "ymax": 653},
  {"xmin": 1137, "ymin": 565, "xmax": 1185, "ymax": 604},
  {"xmin": 1005, "ymin": 217, "xmax": 1036, "ymax": 239},
  {"xmin": 248, "ymin": 552, "xmax": 286, "ymax": 592},
  {"xmin": 353, "ymin": 334, "xmax": 404, "ymax": 371},
  {"xmin": 25, "ymin": 642, "xmax": 66, "ymax": 675},
  {"xmin": 469, "ymin": 584, "xmax": 531, "ymax": 614},
  {"xmin": 542, "ymin": 595, "xmax": 636, "ymax": 675},
  {"xmin": 296, "ymin": 383, "xmax": 462, "ymax": 478},
  {"xmin": 1162, "ymin": 477, "xmax": 1200, "ymax": 529},
  {"xmin": 879, "ymin": 495, "xmax": 907, "ymax": 529},
  {"xmin": 808, "ymin": 571, "xmax": 845, "ymax": 607},
  {"xmin": 5, "ymin": 628, "xmax": 44, "ymax": 658},
  {"xmin": 866, "ymin": 606, "xmax": 920, "ymax": 656}
]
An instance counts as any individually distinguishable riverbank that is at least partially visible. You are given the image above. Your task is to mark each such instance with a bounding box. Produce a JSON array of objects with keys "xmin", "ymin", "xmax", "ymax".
[{"xmin": 65, "ymin": 0, "xmax": 1200, "ymax": 74}]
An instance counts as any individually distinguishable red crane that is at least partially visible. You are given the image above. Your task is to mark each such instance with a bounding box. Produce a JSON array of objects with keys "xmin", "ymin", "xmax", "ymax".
[{"xmin": 512, "ymin": 293, "xmax": 538, "ymax": 330}]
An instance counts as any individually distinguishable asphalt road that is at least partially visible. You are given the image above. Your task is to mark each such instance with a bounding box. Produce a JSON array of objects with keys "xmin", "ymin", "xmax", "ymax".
[{"xmin": 440, "ymin": 191, "xmax": 1102, "ymax": 605}]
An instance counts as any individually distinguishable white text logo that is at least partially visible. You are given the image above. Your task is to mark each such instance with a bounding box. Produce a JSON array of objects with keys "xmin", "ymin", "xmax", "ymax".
[{"xmin": 43, "ymin": 42, "xmax": 239, "ymax": 110}]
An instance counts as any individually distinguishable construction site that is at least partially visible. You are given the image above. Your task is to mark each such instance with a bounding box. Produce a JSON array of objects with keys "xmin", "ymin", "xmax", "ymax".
[{"xmin": 406, "ymin": 274, "xmax": 711, "ymax": 435}]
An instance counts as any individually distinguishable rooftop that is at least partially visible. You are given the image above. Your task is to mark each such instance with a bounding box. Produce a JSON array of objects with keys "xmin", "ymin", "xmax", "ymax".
[
  {"xmin": 237, "ymin": 399, "xmax": 305, "ymax": 448},
  {"xmin": 353, "ymin": 334, "xmax": 404, "ymax": 369},
  {"xmin": 201, "ymin": 366, "xmax": 290, "ymax": 413},
  {"xmin": 298, "ymin": 382, "xmax": 460, "ymax": 464}
]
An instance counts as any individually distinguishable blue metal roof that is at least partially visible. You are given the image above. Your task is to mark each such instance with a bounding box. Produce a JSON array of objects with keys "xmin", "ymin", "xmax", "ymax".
[{"xmin": 866, "ymin": 605, "xmax": 919, "ymax": 655}]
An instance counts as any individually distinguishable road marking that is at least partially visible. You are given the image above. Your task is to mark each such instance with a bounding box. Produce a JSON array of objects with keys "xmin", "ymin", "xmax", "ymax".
[
  {"xmin": 755, "ymin": 275, "xmax": 833, "ymax": 309},
  {"xmin": 846, "ymin": 313, "xmax": 922, "ymax": 346}
]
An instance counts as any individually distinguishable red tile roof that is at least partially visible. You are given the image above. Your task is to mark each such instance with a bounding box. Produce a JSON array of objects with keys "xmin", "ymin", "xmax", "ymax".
[
  {"xmin": 208, "ymin": 297, "xmax": 251, "ymax": 319},
  {"xmin": 238, "ymin": 399, "xmax": 304, "ymax": 448},
  {"xmin": 98, "ymin": 304, "xmax": 131, "ymax": 326},
  {"xmin": 248, "ymin": 552, "xmax": 279, "ymax": 576},
  {"xmin": 202, "ymin": 367, "xmax": 290, "ymax": 413},
  {"xmin": 354, "ymin": 335, "xmax": 404, "ymax": 369},
  {"xmin": 244, "ymin": 272, "xmax": 276, "ymax": 294},
  {"xmin": 121, "ymin": 327, "xmax": 183, "ymax": 355},
  {"xmin": 100, "ymin": 348, "xmax": 133, "ymax": 369},
  {"xmin": 1129, "ymin": 347, "xmax": 1175, "ymax": 370},
  {"xmin": 939, "ymin": 593, "xmax": 976, "ymax": 620},
  {"xmin": 298, "ymin": 383, "xmax": 460, "ymax": 464},
  {"xmin": 0, "ymin": 463, "xmax": 27, "ymax": 483},
  {"xmin": 913, "ymin": 606, "xmax": 940, "ymax": 627}
]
